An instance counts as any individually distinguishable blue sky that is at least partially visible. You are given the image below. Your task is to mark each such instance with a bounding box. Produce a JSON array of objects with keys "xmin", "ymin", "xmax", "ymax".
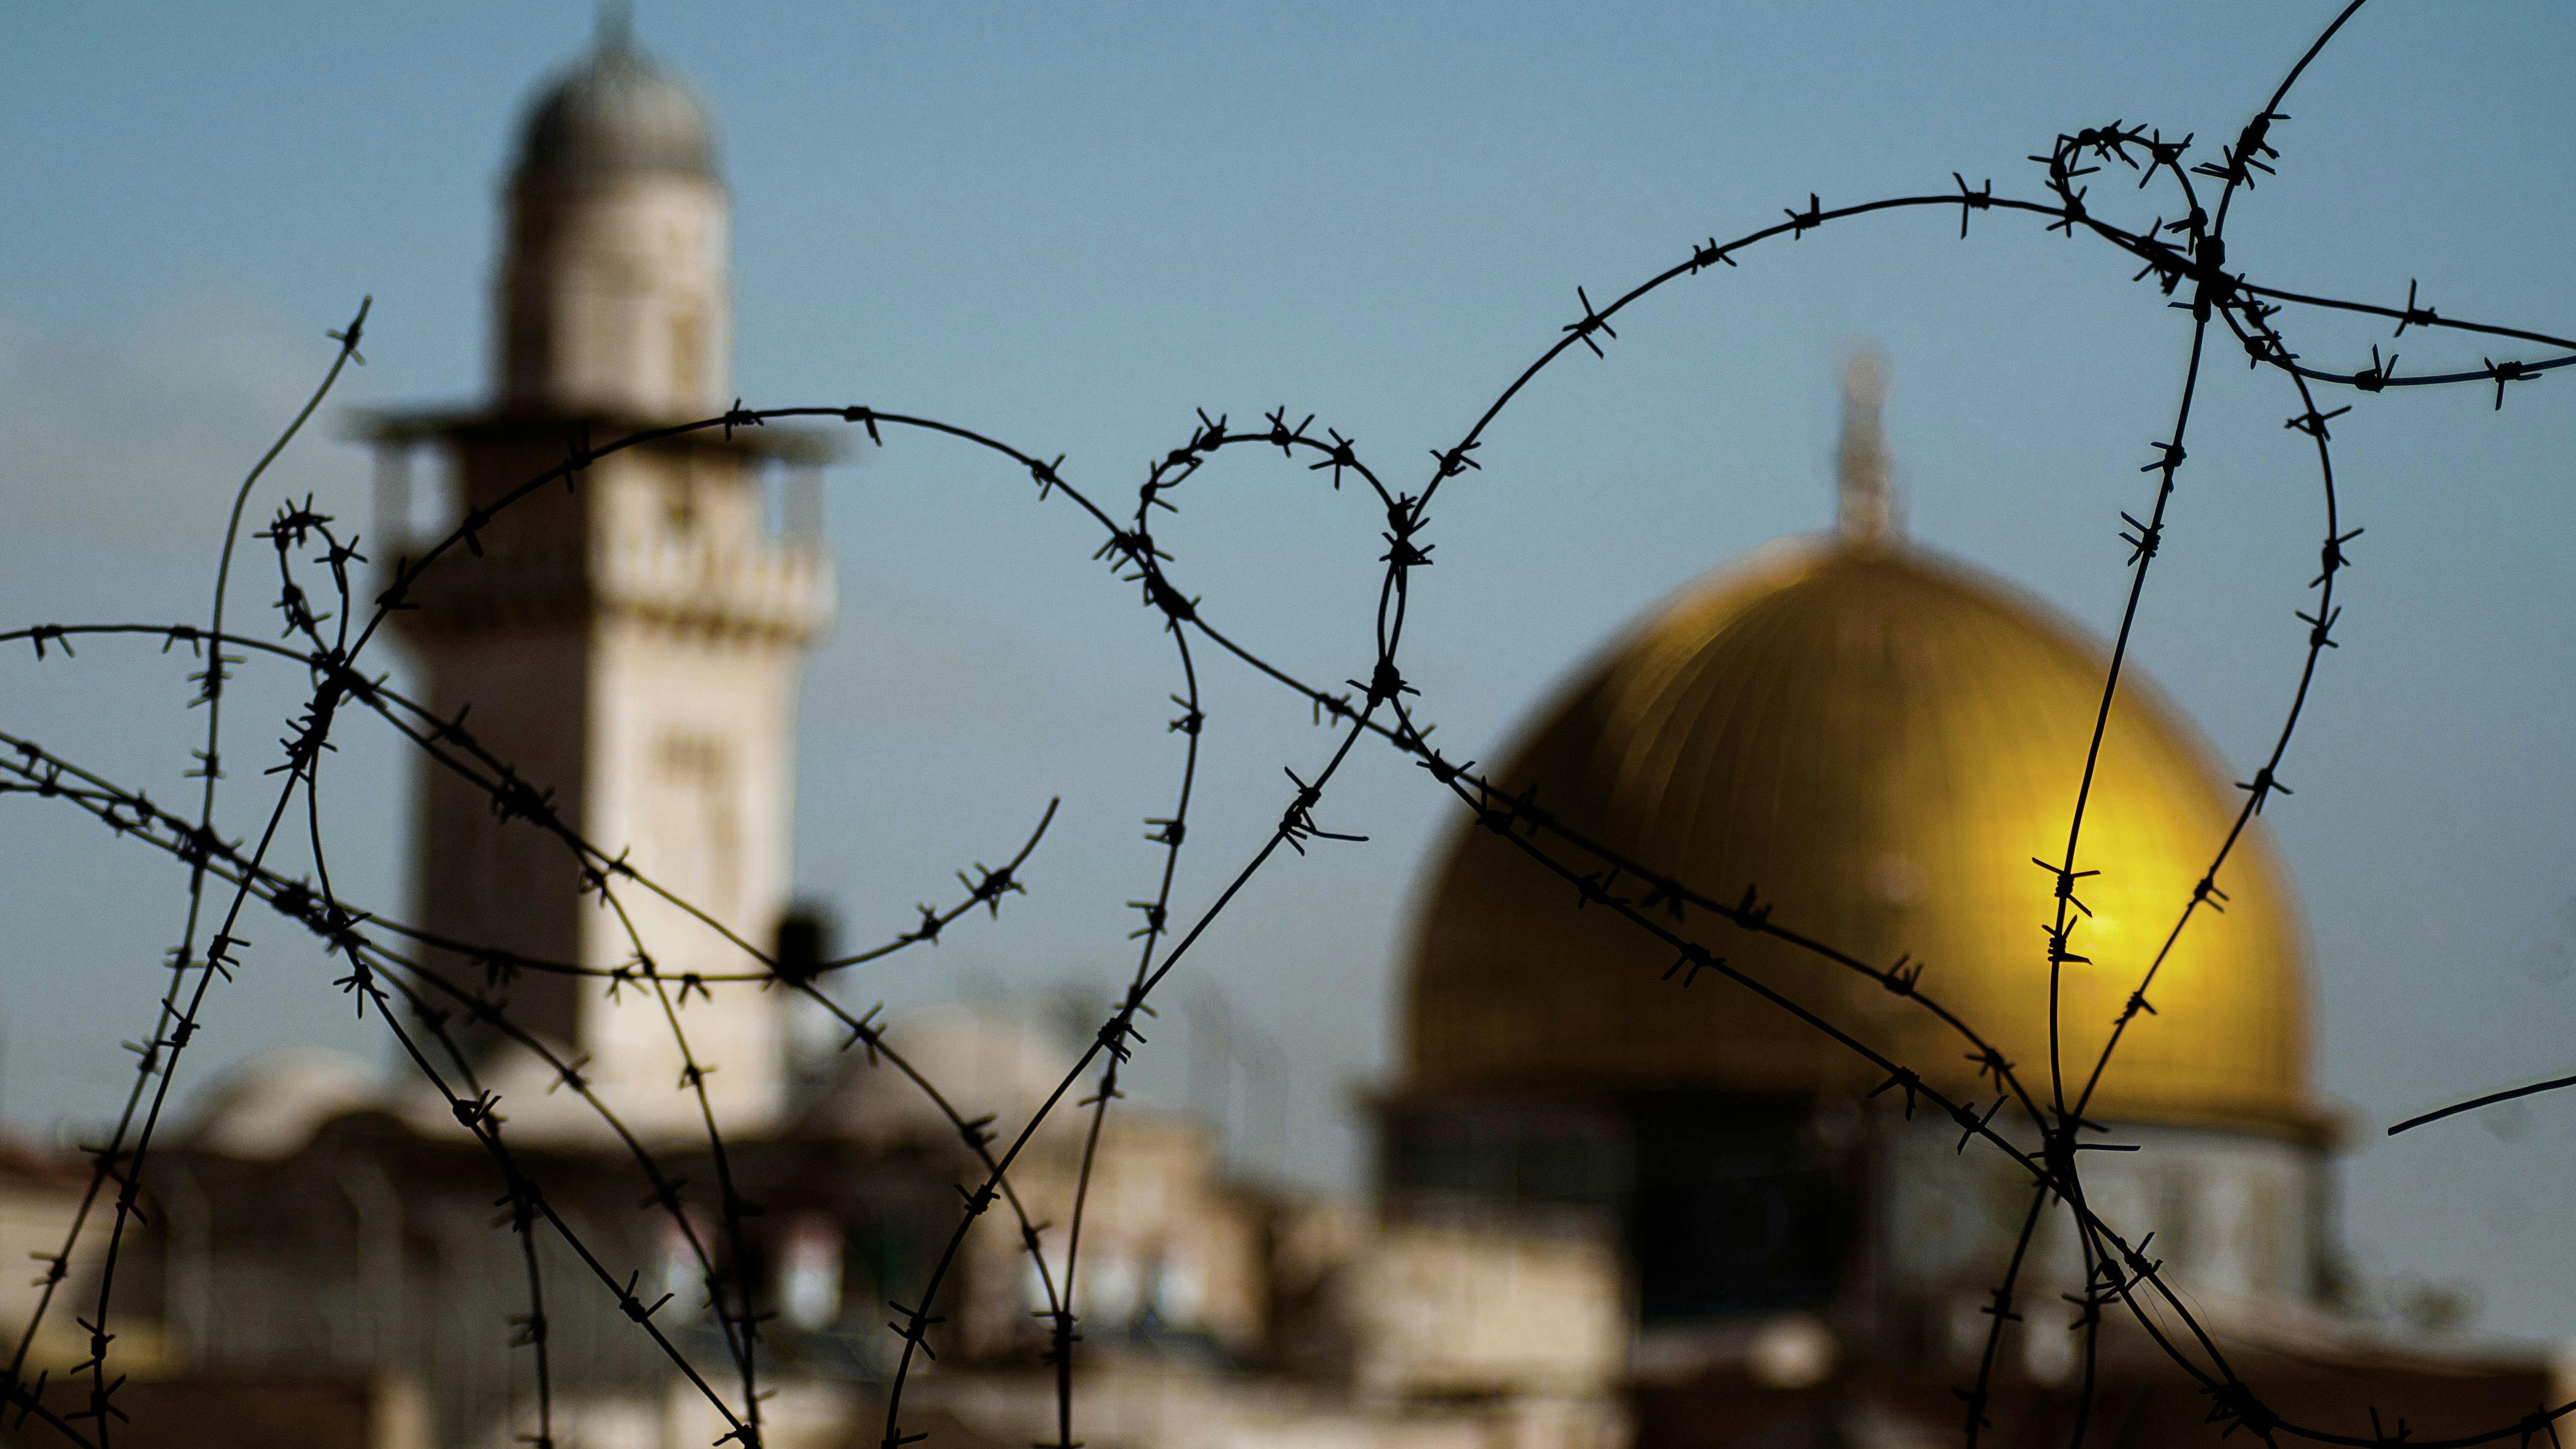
[{"xmin": 4, "ymin": 2, "xmax": 2574, "ymax": 1340}]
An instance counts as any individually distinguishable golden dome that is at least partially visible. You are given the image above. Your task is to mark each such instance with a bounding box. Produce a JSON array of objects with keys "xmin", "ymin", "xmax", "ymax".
[{"xmin": 1404, "ymin": 535, "xmax": 2317, "ymax": 1138}]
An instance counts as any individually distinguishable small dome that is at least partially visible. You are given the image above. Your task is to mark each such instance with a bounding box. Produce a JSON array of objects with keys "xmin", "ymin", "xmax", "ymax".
[
  {"xmin": 1406, "ymin": 536, "xmax": 2316, "ymax": 1137},
  {"xmin": 183, "ymin": 1046, "xmax": 383, "ymax": 1162},
  {"xmin": 513, "ymin": 26, "xmax": 718, "ymax": 184}
]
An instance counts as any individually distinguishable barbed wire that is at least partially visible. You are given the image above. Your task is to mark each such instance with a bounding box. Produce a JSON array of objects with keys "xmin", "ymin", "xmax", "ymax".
[{"xmin": 2, "ymin": 4, "xmax": 2570, "ymax": 1449}]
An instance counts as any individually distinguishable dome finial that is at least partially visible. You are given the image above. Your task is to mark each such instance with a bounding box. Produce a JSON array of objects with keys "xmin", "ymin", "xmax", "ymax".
[
  {"xmin": 1836, "ymin": 345, "xmax": 1898, "ymax": 546},
  {"xmin": 596, "ymin": 0, "xmax": 634, "ymax": 54}
]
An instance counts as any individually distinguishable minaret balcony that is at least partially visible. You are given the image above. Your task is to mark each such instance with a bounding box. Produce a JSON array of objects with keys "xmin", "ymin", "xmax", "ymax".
[{"xmin": 380, "ymin": 527, "xmax": 833, "ymax": 642}]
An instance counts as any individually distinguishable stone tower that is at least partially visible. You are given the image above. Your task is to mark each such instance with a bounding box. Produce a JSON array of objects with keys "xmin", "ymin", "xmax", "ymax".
[{"xmin": 372, "ymin": 20, "xmax": 833, "ymax": 1139}]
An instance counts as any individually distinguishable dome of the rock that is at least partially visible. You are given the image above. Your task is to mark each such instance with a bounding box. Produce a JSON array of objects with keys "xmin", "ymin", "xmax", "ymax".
[{"xmin": 1404, "ymin": 531, "xmax": 2316, "ymax": 1138}]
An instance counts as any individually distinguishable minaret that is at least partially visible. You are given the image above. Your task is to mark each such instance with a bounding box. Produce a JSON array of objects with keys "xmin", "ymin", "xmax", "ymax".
[
  {"xmin": 372, "ymin": 22, "xmax": 833, "ymax": 1139},
  {"xmin": 1836, "ymin": 347, "xmax": 1898, "ymax": 547}
]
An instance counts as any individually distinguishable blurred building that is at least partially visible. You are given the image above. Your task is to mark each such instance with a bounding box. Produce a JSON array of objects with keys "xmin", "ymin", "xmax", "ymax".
[{"xmin": 11, "ymin": 17, "xmax": 2559, "ymax": 1449}]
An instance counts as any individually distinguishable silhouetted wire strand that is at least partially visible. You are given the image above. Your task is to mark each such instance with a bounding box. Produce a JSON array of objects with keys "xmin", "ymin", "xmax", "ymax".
[{"xmin": 2389, "ymin": 1074, "xmax": 2576, "ymax": 1138}]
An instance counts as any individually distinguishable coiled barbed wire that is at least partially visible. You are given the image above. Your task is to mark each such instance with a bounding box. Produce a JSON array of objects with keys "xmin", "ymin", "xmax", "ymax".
[{"xmin": 5, "ymin": 4, "xmax": 2575, "ymax": 1448}]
